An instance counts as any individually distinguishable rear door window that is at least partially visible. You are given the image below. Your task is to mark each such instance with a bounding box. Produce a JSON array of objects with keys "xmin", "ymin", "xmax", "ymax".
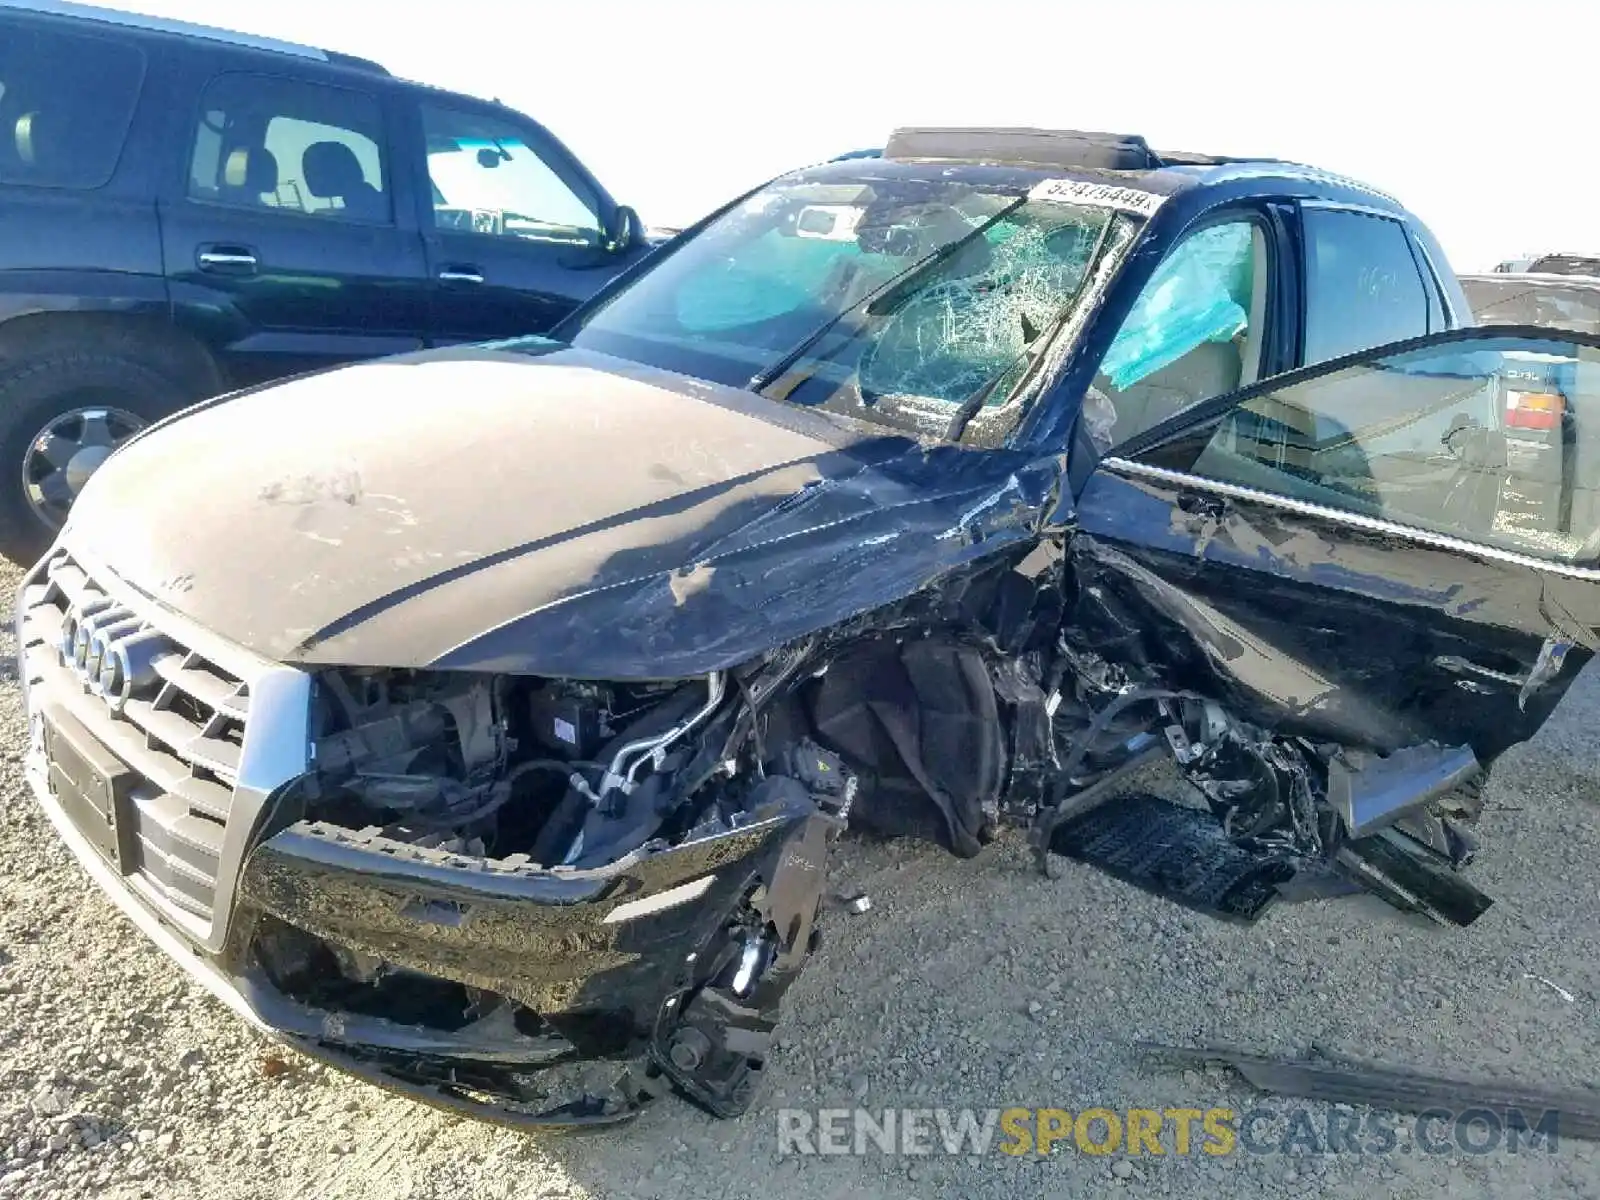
[
  {"xmin": 187, "ymin": 74, "xmax": 389, "ymax": 223},
  {"xmin": 0, "ymin": 24, "xmax": 145, "ymax": 189},
  {"xmin": 1302, "ymin": 208, "xmax": 1432, "ymax": 366}
]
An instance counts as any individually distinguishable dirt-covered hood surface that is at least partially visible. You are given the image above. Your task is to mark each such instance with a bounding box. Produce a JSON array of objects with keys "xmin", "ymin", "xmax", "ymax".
[{"xmin": 63, "ymin": 345, "xmax": 1056, "ymax": 676}]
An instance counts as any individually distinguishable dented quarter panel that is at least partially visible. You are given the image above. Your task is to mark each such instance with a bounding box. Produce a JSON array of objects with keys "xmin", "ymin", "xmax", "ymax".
[
  {"xmin": 1071, "ymin": 466, "xmax": 1597, "ymax": 759},
  {"xmin": 429, "ymin": 451, "xmax": 1059, "ymax": 678}
]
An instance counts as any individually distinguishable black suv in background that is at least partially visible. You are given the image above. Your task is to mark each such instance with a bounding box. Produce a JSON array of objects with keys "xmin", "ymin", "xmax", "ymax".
[{"xmin": 0, "ymin": 0, "xmax": 652, "ymax": 561}]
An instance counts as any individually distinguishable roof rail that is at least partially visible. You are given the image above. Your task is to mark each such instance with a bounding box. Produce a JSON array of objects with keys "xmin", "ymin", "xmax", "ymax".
[
  {"xmin": 0, "ymin": 0, "xmax": 388, "ymax": 72},
  {"xmin": 884, "ymin": 127, "xmax": 1164, "ymax": 171},
  {"xmin": 325, "ymin": 50, "xmax": 390, "ymax": 75},
  {"xmin": 877, "ymin": 126, "xmax": 1286, "ymax": 172}
]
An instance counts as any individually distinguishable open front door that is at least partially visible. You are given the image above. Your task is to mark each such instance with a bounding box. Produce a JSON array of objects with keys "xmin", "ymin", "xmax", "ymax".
[{"xmin": 1069, "ymin": 325, "xmax": 1600, "ymax": 769}]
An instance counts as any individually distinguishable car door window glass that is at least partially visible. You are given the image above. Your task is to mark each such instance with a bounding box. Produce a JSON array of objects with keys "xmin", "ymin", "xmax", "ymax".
[
  {"xmin": 1096, "ymin": 220, "xmax": 1266, "ymax": 448},
  {"xmin": 1302, "ymin": 208, "xmax": 1430, "ymax": 365},
  {"xmin": 421, "ymin": 105, "xmax": 600, "ymax": 245},
  {"xmin": 1142, "ymin": 335, "xmax": 1600, "ymax": 566},
  {"xmin": 187, "ymin": 74, "xmax": 389, "ymax": 223},
  {"xmin": 0, "ymin": 26, "xmax": 144, "ymax": 189}
]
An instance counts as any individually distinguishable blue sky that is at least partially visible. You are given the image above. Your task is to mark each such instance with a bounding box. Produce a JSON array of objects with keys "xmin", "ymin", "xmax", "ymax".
[{"xmin": 98, "ymin": 0, "xmax": 1600, "ymax": 272}]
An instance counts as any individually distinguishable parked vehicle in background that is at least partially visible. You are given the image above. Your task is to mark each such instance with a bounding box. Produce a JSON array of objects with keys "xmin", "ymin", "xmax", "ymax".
[
  {"xmin": 1520, "ymin": 252, "xmax": 1600, "ymax": 279},
  {"xmin": 24, "ymin": 126, "xmax": 1549, "ymax": 1130},
  {"xmin": 1487, "ymin": 253, "xmax": 1600, "ymax": 278},
  {"xmin": 1462, "ymin": 271, "xmax": 1600, "ymax": 335},
  {"xmin": 0, "ymin": 0, "xmax": 652, "ymax": 562},
  {"xmin": 1461, "ymin": 271, "xmax": 1600, "ymax": 537}
]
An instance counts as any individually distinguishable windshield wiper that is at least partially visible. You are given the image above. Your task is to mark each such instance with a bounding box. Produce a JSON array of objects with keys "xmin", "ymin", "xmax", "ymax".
[
  {"xmin": 747, "ymin": 196, "xmax": 1028, "ymax": 393},
  {"xmin": 943, "ymin": 217, "xmax": 1116, "ymax": 442}
]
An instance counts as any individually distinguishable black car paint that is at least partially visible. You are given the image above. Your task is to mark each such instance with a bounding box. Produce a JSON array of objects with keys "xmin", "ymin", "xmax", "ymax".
[
  {"xmin": 227, "ymin": 730, "xmax": 842, "ymax": 1125},
  {"xmin": 434, "ymin": 332, "xmax": 1592, "ymax": 763},
  {"xmin": 0, "ymin": 22, "xmax": 173, "ymax": 336},
  {"xmin": 1070, "ymin": 467, "xmax": 1586, "ymax": 761},
  {"xmin": 239, "ymin": 805, "xmax": 797, "ymax": 1049},
  {"xmin": 1069, "ymin": 325, "xmax": 1600, "ymax": 765},
  {"xmin": 157, "ymin": 49, "xmax": 651, "ymax": 383},
  {"xmin": 424, "ymin": 437, "xmax": 1060, "ymax": 679},
  {"xmin": 432, "ymin": 165, "xmax": 1467, "ymax": 680}
]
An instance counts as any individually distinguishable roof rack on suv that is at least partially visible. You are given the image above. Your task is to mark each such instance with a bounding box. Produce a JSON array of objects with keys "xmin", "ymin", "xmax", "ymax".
[
  {"xmin": 0, "ymin": 0, "xmax": 389, "ymax": 72},
  {"xmin": 323, "ymin": 51, "xmax": 391, "ymax": 74},
  {"xmin": 884, "ymin": 127, "xmax": 1165, "ymax": 171},
  {"xmin": 881, "ymin": 126, "xmax": 1270, "ymax": 172}
]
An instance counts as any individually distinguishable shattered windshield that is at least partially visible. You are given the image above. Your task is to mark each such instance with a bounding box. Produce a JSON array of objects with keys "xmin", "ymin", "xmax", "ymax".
[{"xmin": 562, "ymin": 177, "xmax": 1119, "ymax": 437}]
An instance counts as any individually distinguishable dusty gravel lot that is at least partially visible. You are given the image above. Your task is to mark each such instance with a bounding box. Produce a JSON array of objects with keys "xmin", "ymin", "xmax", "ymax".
[{"xmin": 3, "ymin": 556, "xmax": 1600, "ymax": 1199}]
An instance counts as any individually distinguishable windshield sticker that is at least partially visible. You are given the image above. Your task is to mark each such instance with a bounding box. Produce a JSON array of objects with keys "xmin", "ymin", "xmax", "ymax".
[
  {"xmin": 1027, "ymin": 179, "xmax": 1167, "ymax": 217},
  {"xmin": 793, "ymin": 205, "xmax": 865, "ymax": 242}
]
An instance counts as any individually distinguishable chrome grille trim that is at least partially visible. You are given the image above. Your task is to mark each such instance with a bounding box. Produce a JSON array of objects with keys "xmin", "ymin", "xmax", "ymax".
[
  {"xmin": 28, "ymin": 558, "xmax": 249, "ymax": 789},
  {"xmin": 18, "ymin": 545, "xmax": 311, "ymax": 951}
]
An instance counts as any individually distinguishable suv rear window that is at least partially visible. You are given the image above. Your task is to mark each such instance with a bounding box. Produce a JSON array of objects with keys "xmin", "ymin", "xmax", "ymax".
[
  {"xmin": 0, "ymin": 23, "xmax": 145, "ymax": 190},
  {"xmin": 188, "ymin": 74, "xmax": 389, "ymax": 223},
  {"xmin": 1301, "ymin": 208, "xmax": 1432, "ymax": 366}
]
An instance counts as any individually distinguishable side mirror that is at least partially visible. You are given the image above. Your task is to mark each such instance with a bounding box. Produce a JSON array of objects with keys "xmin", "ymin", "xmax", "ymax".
[{"xmin": 604, "ymin": 204, "xmax": 641, "ymax": 253}]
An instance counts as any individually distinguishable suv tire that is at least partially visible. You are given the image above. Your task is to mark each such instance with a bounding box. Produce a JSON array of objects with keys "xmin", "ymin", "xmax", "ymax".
[{"xmin": 0, "ymin": 352, "xmax": 184, "ymax": 565}]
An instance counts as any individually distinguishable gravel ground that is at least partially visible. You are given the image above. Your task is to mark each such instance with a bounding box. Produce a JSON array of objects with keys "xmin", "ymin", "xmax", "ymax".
[{"xmin": 3, "ymin": 556, "xmax": 1600, "ymax": 1199}]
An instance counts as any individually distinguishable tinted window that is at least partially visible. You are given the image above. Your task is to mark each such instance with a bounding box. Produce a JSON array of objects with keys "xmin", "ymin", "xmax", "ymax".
[
  {"xmin": 1302, "ymin": 209, "xmax": 1430, "ymax": 365},
  {"xmin": 422, "ymin": 105, "xmax": 599, "ymax": 244},
  {"xmin": 0, "ymin": 24, "xmax": 144, "ymax": 189},
  {"xmin": 1141, "ymin": 335, "xmax": 1600, "ymax": 565},
  {"xmin": 1096, "ymin": 219, "xmax": 1268, "ymax": 448},
  {"xmin": 188, "ymin": 75, "xmax": 389, "ymax": 223}
]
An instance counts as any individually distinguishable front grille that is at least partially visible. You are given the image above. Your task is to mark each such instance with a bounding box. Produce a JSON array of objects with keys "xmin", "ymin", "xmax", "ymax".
[{"xmin": 19, "ymin": 551, "xmax": 271, "ymax": 930}]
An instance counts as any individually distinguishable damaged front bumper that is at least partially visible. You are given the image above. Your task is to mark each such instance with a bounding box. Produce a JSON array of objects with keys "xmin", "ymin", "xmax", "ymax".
[{"xmin": 23, "ymin": 740, "xmax": 830, "ymax": 1125}]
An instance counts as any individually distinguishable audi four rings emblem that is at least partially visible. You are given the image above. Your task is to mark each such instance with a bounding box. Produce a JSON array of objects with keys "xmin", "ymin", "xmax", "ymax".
[{"xmin": 57, "ymin": 598, "xmax": 171, "ymax": 713}]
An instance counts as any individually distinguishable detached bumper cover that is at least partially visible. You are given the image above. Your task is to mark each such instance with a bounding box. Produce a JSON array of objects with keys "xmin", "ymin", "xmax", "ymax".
[{"xmin": 22, "ymin": 737, "xmax": 812, "ymax": 1126}]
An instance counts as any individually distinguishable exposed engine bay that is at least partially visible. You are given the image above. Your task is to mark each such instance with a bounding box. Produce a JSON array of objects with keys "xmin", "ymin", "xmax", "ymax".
[{"xmin": 303, "ymin": 669, "xmax": 744, "ymax": 869}]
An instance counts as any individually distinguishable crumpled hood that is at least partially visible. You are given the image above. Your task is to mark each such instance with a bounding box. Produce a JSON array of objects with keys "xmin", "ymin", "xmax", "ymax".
[{"xmin": 66, "ymin": 346, "xmax": 1055, "ymax": 678}]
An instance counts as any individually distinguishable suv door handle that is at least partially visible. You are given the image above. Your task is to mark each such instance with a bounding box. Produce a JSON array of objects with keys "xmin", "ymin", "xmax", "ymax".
[
  {"xmin": 438, "ymin": 265, "xmax": 485, "ymax": 285},
  {"xmin": 196, "ymin": 244, "xmax": 257, "ymax": 274},
  {"xmin": 1433, "ymin": 655, "xmax": 1524, "ymax": 686},
  {"xmin": 1176, "ymin": 490, "xmax": 1228, "ymax": 520}
]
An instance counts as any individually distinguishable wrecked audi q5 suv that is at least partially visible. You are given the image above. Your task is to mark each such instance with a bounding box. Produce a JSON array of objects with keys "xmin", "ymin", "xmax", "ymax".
[{"xmin": 19, "ymin": 126, "xmax": 1600, "ymax": 1126}]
